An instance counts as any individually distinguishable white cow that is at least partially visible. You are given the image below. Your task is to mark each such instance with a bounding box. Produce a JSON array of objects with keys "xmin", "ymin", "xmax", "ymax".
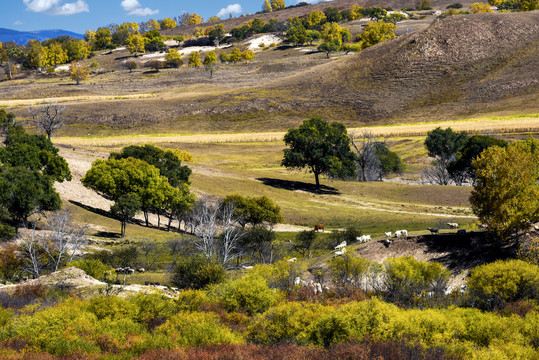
[
  {"xmin": 335, "ymin": 241, "xmax": 347, "ymax": 250},
  {"xmin": 357, "ymin": 235, "xmax": 371, "ymax": 243},
  {"xmin": 287, "ymin": 257, "xmax": 297, "ymax": 263},
  {"xmin": 385, "ymin": 231, "xmax": 392, "ymax": 237},
  {"xmin": 394, "ymin": 230, "xmax": 408, "ymax": 238},
  {"xmin": 447, "ymin": 222, "xmax": 459, "ymax": 229}
]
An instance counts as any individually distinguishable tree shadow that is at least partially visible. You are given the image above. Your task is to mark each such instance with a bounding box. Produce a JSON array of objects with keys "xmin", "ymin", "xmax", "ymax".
[
  {"xmin": 256, "ymin": 177, "xmax": 340, "ymax": 195},
  {"xmin": 57, "ymin": 83, "xmax": 79, "ymax": 86},
  {"xmin": 416, "ymin": 232, "xmax": 515, "ymax": 273},
  {"xmin": 94, "ymin": 231, "xmax": 122, "ymax": 239}
]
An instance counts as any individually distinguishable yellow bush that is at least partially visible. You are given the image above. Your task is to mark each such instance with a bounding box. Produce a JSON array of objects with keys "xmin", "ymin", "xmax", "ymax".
[{"xmin": 471, "ymin": 2, "xmax": 493, "ymax": 12}]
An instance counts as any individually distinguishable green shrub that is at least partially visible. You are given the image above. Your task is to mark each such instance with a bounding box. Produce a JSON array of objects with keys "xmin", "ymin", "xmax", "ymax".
[
  {"xmin": 467, "ymin": 259, "xmax": 539, "ymax": 310},
  {"xmin": 217, "ymin": 275, "xmax": 282, "ymax": 315},
  {"xmin": 130, "ymin": 293, "xmax": 178, "ymax": 329},
  {"xmin": 249, "ymin": 260, "xmax": 303, "ymax": 294},
  {"xmin": 67, "ymin": 258, "xmax": 113, "ymax": 280},
  {"xmin": 329, "ymin": 254, "xmax": 375, "ymax": 289},
  {"xmin": 176, "ymin": 289, "xmax": 210, "ymax": 311},
  {"xmin": 0, "ymin": 222, "xmax": 15, "ymax": 240},
  {"xmin": 88, "ymin": 295, "xmax": 138, "ymax": 321},
  {"xmin": 384, "ymin": 256, "xmax": 450, "ymax": 306},
  {"xmin": 155, "ymin": 311, "xmax": 243, "ymax": 346},
  {"xmin": 171, "ymin": 256, "xmax": 226, "ymax": 290},
  {"xmin": 248, "ymin": 302, "xmax": 330, "ymax": 344},
  {"xmin": 0, "ymin": 307, "xmax": 12, "ymax": 327}
]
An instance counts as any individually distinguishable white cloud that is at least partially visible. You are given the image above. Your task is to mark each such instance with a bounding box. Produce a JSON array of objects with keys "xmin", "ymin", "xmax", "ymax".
[
  {"xmin": 14, "ymin": 20, "xmax": 24, "ymax": 25},
  {"xmin": 217, "ymin": 3, "xmax": 242, "ymax": 17},
  {"xmin": 23, "ymin": 0, "xmax": 61, "ymax": 12},
  {"xmin": 23, "ymin": 0, "xmax": 88, "ymax": 15},
  {"xmin": 51, "ymin": 0, "xmax": 89, "ymax": 15},
  {"xmin": 121, "ymin": 0, "xmax": 158, "ymax": 16},
  {"xmin": 121, "ymin": 0, "xmax": 140, "ymax": 11}
]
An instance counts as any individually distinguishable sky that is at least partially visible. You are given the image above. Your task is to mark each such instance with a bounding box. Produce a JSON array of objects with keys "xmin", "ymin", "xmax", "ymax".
[{"xmin": 2, "ymin": 0, "xmax": 320, "ymax": 34}]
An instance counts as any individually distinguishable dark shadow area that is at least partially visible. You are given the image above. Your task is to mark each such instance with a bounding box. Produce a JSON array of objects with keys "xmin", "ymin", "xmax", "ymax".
[
  {"xmin": 416, "ymin": 232, "xmax": 516, "ymax": 272},
  {"xmin": 114, "ymin": 55, "xmax": 133, "ymax": 61},
  {"xmin": 57, "ymin": 83, "xmax": 78, "ymax": 86},
  {"xmin": 257, "ymin": 177, "xmax": 340, "ymax": 195},
  {"xmin": 93, "ymin": 231, "xmax": 121, "ymax": 239},
  {"xmin": 142, "ymin": 70, "xmax": 160, "ymax": 74}
]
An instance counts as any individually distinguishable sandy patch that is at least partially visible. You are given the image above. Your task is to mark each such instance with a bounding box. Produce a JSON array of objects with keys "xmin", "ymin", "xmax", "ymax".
[
  {"xmin": 246, "ymin": 34, "xmax": 282, "ymax": 51},
  {"xmin": 55, "ymin": 65, "xmax": 70, "ymax": 72}
]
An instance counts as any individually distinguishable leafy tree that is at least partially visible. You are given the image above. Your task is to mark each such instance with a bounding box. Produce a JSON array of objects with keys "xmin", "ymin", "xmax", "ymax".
[
  {"xmin": 208, "ymin": 24, "xmax": 226, "ymax": 46},
  {"xmin": 171, "ymin": 255, "xmax": 226, "ymax": 289},
  {"xmin": 208, "ymin": 15, "xmax": 221, "ymax": 22},
  {"xmin": 94, "ymin": 27, "xmax": 112, "ymax": 50},
  {"xmin": 64, "ymin": 39, "xmax": 90, "ymax": 62},
  {"xmin": 324, "ymin": 7, "xmax": 342, "ymax": 23},
  {"xmin": 282, "ymin": 117, "xmax": 355, "ymax": 189},
  {"xmin": 447, "ymin": 135, "xmax": 508, "ymax": 185},
  {"xmin": 69, "ymin": 61, "xmax": 90, "ymax": 85},
  {"xmin": 145, "ymin": 19, "xmax": 161, "ymax": 31},
  {"xmin": 110, "ymin": 193, "xmax": 141, "ymax": 237},
  {"xmin": 375, "ymin": 142, "xmax": 405, "ymax": 180},
  {"xmin": 286, "ymin": 25, "xmax": 307, "ymax": 46},
  {"xmin": 84, "ymin": 30, "xmax": 96, "ymax": 48},
  {"xmin": 189, "ymin": 51, "xmax": 202, "ymax": 67},
  {"xmin": 520, "ymin": 0, "xmax": 538, "ymax": 11},
  {"xmin": 320, "ymin": 22, "xmax": 350, "ymax": 43},
  {"xmin": 126, "ymin": 34, "xmax": 145, "ymax": 57},
  {"xmin": 305, "ymin": 10, "xmax": 327, "ymax": 27},
  {"xmin": 470, "ymin": 2, "xmax": 493, "ymax": 12},
  {"xmin": 160, "ymin": 17, "xmax": 177, "ymax": 29},
  {"xmin": 383, "ymin": 13, "xmax": 407, "ymax": 24},
  {"xmin": 222, "ymin": 194, "xmax": 283, "ymax": 228},
  {"xmin": 360, "ymin": 7, "xmax": 387, "ymax": 20},
  {"xmin": 125, "ymin": 60, "xmax": 138, "ymax": 72},
  {"xmin": 143, "ymin": 29, "xmax": 166, "ymax": 52},
  {"xmin": 26, "ymin": 40, "xmax": 46, "ymax": 71},
  {"xmin": 165, "ymin": 49, "xmax": 183, "ymax": 68},
  {"xmin": 271, "ymin": 0, "xmax": 286, "ymax": 11},
  {"xmin": 424, "ymin": 127, "xmax": 468, "ymax": 185},
  {"xmin": 263, "ymin": 0, "xmax": 272, "ymax": 12},
  {"xmin": 44, "ymin": 43, "xmax": 68, "ymax": 66},
  {"xmin": 306, "ymin": 30, "xmax": 321, "ymax": 45},
  {"xmin": 294, "ymin": 230, "xmax": 317, "ymax": 258},
  {"xmin": 470, "ymin": 139, "xmax": 539, "ymax": 237},
  {"xmin": 318, "ymin": 39, "xmax": 341, "ymax": 58},
  {"xmin": 203, "ymin": 50, "xmax": 217, "ymax": 78},
  {"xmin": 349, "ymin": 5, "xmax": 365, "ymax": 20},
  {"xmin": 242, "ymin": 49, "xmax": 255, "ymax": 61},
  {"xmin": 356, "ymin": 20, "xmax": 396, "ymax": 50},
  {"xmin": 188, "ymin": 13, "xmax": 204, "ymax": 25}
]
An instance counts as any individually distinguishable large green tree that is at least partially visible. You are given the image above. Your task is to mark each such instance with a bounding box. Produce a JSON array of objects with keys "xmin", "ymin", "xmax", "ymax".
[
  {"xmin": 282, "ymin": 117, "xmax": 355, "ymax": 190},
  {"xmin": 424, "ymin": 127, "xmax": 468, "ymax": 185},
  {"xmin": 470, "ymin": 139, "xmax": 539, "ymax": 238},
  {"xmin": 222, "ymin": 194, "xmax": 283, "ymax": 228}
]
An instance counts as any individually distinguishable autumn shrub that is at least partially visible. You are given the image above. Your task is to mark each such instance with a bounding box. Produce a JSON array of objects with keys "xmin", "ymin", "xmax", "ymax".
[
  {"xmin": 248, "ymin": 302, "xmax": 331, "ymax": 344},
  {"xmin": 248, "ymin": 259, "xmax": 302, "ymax": 294},
  {"xmin": 330, "ymin": 253, "xmax": 376, "ymax": 290},
  {"xmin": 88, "ymin": 295, "xmax": 138, "ymax": 321},
  {"xmin": 214, "ymin": 274, "xmax": 282, "ymax": 315},
  {"xmin": 171, "ymin": 256, "xmax": 226, "ymax": 290},
  {"xmin": 130, "ymin": 293, "xmax": 178, "ymax": 330},
  {"xmin": 517, "ymin": 235, "xmax": 539, "ymax": 266},
  {"xmin": 176, "ymin": 289, "xmax": 210, "ymax": 311},
  {"xmin": 383, "ymin": 256, "xmax": 450, "ymax": 306},
  {"xmin": 467, "ymin": 259, "xmax": 539, "ymax": 310},
  {"xmin": 154, "ymin": 311, "xmax": 243, "ymax": 347},
  {"xmin": 66, "ymin": 259, "xmax": 113, "ymax": 280},
  {"xmin": 0, "ymin": 307, "xmax": 12, "ymax": 327}
]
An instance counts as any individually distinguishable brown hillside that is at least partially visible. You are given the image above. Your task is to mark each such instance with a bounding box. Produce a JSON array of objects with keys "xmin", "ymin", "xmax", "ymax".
[{"xmin": 271, "ymin": 11, "xmax": 539, "ymax": 125}]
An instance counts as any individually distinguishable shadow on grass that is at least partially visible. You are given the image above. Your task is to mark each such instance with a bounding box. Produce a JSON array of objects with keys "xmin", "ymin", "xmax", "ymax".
[
  {"xmin": 257, "ymin": 177, "xmax": 340, "ymax": 195},
  {"xmin": 94, "ymin": 231, "xmax": 122, "ymax": 239}
]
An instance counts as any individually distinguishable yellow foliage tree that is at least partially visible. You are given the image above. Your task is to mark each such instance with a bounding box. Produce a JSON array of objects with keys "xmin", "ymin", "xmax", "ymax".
[
  {"xmin": 44, "ymin": 43, "xmax": 68, "ymax": 66},
  {"xmin": 188, "ymin": 51, "xmax": 202, "ymax": 67},
  {"xmin": 470, "ymin": 2, "xmax": 493, "ymax": 12},
  {"xmin": 188, "ymin": 13, "xmax": 204, "ymax": 25},
  {"xmin": 146, "ymin": 19, "xmax": 161, "ymax": 31},
  {"xmin": 126, "ymin": 34, "xmax": 145, "ymax": 56},
  {"xmin": 69, "ymin": 62, "xmax": 90, "ymax": 85},
  {"xmin": 203, "ymin": 50, "xmax": 217, "ymax": 78},
  {"xmin": 356, "ymin": 21, "xmax": 396, "ymax": 50},
  {"xmin": 26, "ymin": 40, "xmax": 46, "ymax": 70},
  {"xmin": 263, "ymin": 0, "xmax": 272, "ymax": 12},
  {"xmin": 305, "ymin": 10, "xmax": 326, "ymax": 27},
  {"xmin": 350, "ymin": 5, "xmax": 364, "ymax": 20},
  {"xmin": 165, "ymin": 49, "xmax": 183, "ymax": 68},
  {"xmin": 160, "ymin": 17, "xmax": 177, "ymax": 29},
  {"xmin": 271, "ymin": 0, "xmax": 286, "ymax": 10},
  {"xmin": 208, "ymin": 15, "xmax": 221, "ymax": 22}
]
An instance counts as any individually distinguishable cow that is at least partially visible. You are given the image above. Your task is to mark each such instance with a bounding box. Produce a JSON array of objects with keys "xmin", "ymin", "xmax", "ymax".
[
  {"xmin": 394, "ymin": 229, "xmax": 408, "ymax": 238},
  {"xmin": 385, "ymin": 231, "xmax": 392, "ymax": 237},
  {"xmin": 314, "ymin": 224, "xmax": 325, "ymax": 232},
  {"xmin": 447, "ymin": 222, "xmax": 459, "ymax": 229},
  {"xmin": 427, "ymin": 227, "xmax": 439, "ymax": 235},
  {"xmin": 335, "ymin": 241, "xmax": 347, "ymax": 250}
]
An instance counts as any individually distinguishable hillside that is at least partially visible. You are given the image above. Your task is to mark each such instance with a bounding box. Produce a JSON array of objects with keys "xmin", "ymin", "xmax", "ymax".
[{"xmin": 0, "ymin": 28, "xmax": 83, "ymax": 45}]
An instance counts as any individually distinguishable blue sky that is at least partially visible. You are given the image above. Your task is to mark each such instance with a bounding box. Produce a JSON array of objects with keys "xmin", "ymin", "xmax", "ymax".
[{"xmin": 3, "ymin": 0, "xmax": 316, "ymax": 34}]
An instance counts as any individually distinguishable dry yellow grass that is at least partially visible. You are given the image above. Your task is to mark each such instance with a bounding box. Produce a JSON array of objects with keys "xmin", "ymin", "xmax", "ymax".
[{"xmin": 53, "ymin": 114, "xmax": 539, "ymax": 148}]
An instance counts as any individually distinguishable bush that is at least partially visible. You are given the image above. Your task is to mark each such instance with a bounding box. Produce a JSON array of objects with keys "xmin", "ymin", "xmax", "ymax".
[
  {"xmin": 154, "ymin": 311, "xmax": 243, "ymax": 347},
  {"xmin": 328, "ymin": 225, "xmax": 362, "ymax": 249},
  {"xmin": 517, "ymin": 235, "xmax": 539, "ymax": 266},
  {"xmin": 216, "ymin": 274, "xmax": 282, "ymax": 315},
  {"xmin": 0, "ymin": 222, "xmax": 15, "ymax": 241},
  {"xmin": 171, "ymin": 256, "xmax": 226, "ymax": 290},
  {"xmin": 383, "ymin": 256, "xmax": 450, "ymax": 306},
  {"xmin": 248, "ymin": 302, "xmax": 330, "ymax": 344},
  {"xmin": 144, "ymin": 60, "xmax": 163, "ymax": 72},
  {"xmin": 248, "ymin": 260, "xmax": 303, "ymax": 294},
  {"xmin": 446, "ymin": 2, "xmax": 463, "ymax": 8},
  {"xmin": 130, "ymin": 293, "xmax": 178, "ymax": 330},
  {"xmin": 67, "ymin": 259, "xmax": 113, "ymax": 280},
  {"xmin": 467, "ymin": 259, "xmax": 539, "ymax": 310},
  {"xmin": 330, "ymin": 254, "xmax": 377, "ymax": 290},
  {"xmin": 176, "ymin": 289, "xmax": 210, "ymax": 311}
]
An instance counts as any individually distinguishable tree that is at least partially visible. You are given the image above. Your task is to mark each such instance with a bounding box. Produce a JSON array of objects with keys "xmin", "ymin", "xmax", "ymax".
[
  {"xmin": 160, "ymin": 17, "xmax": 177, "ymax": 29},
  {"xmin": 447, "ymin": 135, "xmax": 508, "ymax": 185},
  {"xmin": 188, "ymin": 13, "xmax": 204, "ymax": 25},
  {"xmin": 360, "ymin": 7, "xmax": 387, "ymax": 21},
  {"xmin": 109, "ymin": 144, "xmax": 191, "ymax": 187},
  {"xmin": 203, "ymin": 50, "xmax": 217, "ymax": 78},
  {"xmin": 26, "ymin": 40, "xmax": 46, "ymax": 71},
  {"xmin": 146, "ymin": 19, "xmax": 161, "ymax": 31},
  {"xmin": 222, "ymin": 194, "xmax": 283, "ymax": 228},
  {"xmin": 208, "ymin": 24, "xmax": 226, "ymax": 46},
  {"xmin": 282, "ymin": 117, "xmax": 355, "ymax": 190},
  {"xmin": 470, "ymin": 139, "xmax": 539, "ymax": 238},
  {"xmin": 263, "ymin": 0, "xmax": 272, "ymax": 12},
  {"xmin": 318, "ymin": 39, "xmax": 341, "ymax": 58},
  {"xmin": 69, "ymin": 62, "xmax": 90, "ymax": 85},
  {"xmin": 356, "ymin": 21, "xmax": 396, "ymax": 50},
  {"xmin": 286, "ymin": 25, "xmax": 307, "ymax": 46},
  {"xmin": 126, "ymin": 34, "xmax": 145, "ymax": 57},
  {"xmin": 383, "ymin": 13, "xmax": 407, "ymax": 24},
  {"xmin": 143, "ymin": 29, "xmax": 166, "ymax": 52},
  {"xmin": 323, "ymin": 7, "xmax": 342, "ymax": 23},
  {"xmin": 294, "ymin": 230, "xmax": 316, "ymax": 258},
  {"xmin": 145, "ymin": 60, "xmax": 162, "ymax": 72},
  {"xmin": 423, "ymin": 127, "xmax": 468, "ymax": 185},
  {"xmin": 189, "ymin": 51, "xmax": 202, "ymax": 67},
  {"xmin": 271, "ymin": 0, "xmax": 286, "ymax": 11},
  {"xmin": 208, "ymin": 15, "xmax": 221, "ymax": 22},
  {"xmin": 165, "ymin": 49, "xmax": 183, "ymax": 68},
  {"xmin": 306, "ymin": 30, "xmax": 320, "ymax": 45},
  {"xmin": 28, "ymin": 101, "xmax": 66, "ymax": 140},
  {"xmin": 470, "ymin": 2, "xmax": 493, "ymax": 12},
  {"xmin": 125, "ymin": 60, "xmax": 138, "ymax": 72},
  {"xmin": 110, "ymin": 193, "xmax": 141, "ymax": 237},
  {"xmin": 94, "ymin": 27, "xmax": 112, "ymax": 50},
  {"xmin": 65, "ymin": 39, "xmax": 90, "ymax": 62},
  {"xmin": 305, "ymin": 10, "xmax": 326, "ymax": 27},
  {"xmin": 45, "ymin": 43, "xmax": 68, "ymax": 66},
  {"xmin": 171, "ymin": 255, "xmax": 225, "ymax": 289}
]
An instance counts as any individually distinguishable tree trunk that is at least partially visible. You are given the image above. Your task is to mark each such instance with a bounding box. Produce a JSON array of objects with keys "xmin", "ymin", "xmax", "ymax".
[
  {"xmin": 144, "ymin": 211, "xmax": 149, "ymax": 226},
  {"xmin": 314, "ymin": 171, "xmax": 320, "ymax": 191}
]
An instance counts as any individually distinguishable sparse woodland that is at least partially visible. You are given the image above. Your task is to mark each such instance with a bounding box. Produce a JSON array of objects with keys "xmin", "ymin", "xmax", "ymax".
[{"xmin": 0, "ymin": 0, "xmax": 539, "ymax": 359}]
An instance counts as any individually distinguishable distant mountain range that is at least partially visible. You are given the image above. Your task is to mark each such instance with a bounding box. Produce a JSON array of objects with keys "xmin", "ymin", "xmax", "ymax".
[{"xmin": 0, "ymin": 28, "xmax": 84, "ymax": 45}]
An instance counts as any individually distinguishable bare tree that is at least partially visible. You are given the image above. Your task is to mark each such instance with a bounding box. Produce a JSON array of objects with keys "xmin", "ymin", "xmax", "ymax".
[
  {"xmin": 140, "ymin": 240, "xmax": 159, "ymax": 270},
  {"xmin": 421, "ymin": 160, "xmax": 452, "ymax": 185},
  {"xmin": 18, "ymin": 227, "xmax": 45, "ymax": 278},
  {"xmin": 217, "ymin": 202, "xmax": 244, "ymax": 267},
  {"xmin": 167, "ymin": 238, "xmax": 193, "ymax": 264},
  {"xmin": 28, "ymin": 101, "xmax": 66, "ymax": 140},
  {"xmin": 192, "ymin": 201, "xmax": 219, "ymax": 259},
  {"xmin": 41, "ymin": 209, "xmax": 87, "ymax": 272},
  {"xmin": 349, "ymin": 131, "xmax": 383, "ymax": 182}
]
